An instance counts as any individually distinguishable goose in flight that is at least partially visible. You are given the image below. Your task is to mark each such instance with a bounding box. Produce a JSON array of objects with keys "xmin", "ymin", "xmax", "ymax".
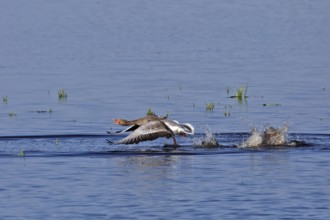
[{"xmin": 108, "ymin": 115, "xmax": 194, "ymax": 145}]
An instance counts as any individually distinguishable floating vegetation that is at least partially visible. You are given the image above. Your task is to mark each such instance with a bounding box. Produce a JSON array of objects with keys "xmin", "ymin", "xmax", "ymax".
[
  {"xmin": 9, "ymin": 112, "xmax": 16, "ymax": 117},
  {"xmin": 30, "ymin": 108, "xmax": 53, "ymax": 114},
  {"xmin": 2, "ymin": 96, "xmax": 8, "ymax": 104},
  {"xmin": 58, "ymin": 88, "xmax": 68, "ymax": 100},
  {"xmin": 146, "ymin": 108, "xmax": 155, "ymax": 116},
  {"xmin": 262, "ymin": 104, "xmax": 281, "ymax": 107},
  {"xmin": 31, "ymin": 110, "xmax": 48, "ymax": 113},
  {"xmin": 205, "ymin": 102, "xmax": 215, "ymax": 111}
]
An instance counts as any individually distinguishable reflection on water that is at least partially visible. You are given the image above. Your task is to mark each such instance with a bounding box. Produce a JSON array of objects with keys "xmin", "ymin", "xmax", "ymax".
[
  {"xmin": 248, "ymin": 153, "xmax": 290, "ymax": 171},
  {"xmin": 121, "ymin": 155, "xmax": 181, "ymax": 168}
]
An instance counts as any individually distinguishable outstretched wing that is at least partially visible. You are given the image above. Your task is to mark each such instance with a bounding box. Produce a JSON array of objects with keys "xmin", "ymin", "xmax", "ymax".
[
  {"xmin": 117, "ymin": 121, "xmax": 173, "ymax": 144},
  {"xmin": 107, "ymin": 125, "xmax": 139, "ymax": 135}
]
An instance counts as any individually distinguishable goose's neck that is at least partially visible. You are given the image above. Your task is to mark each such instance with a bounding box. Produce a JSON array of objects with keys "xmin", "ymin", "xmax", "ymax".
[{"xmin": 120, "ymin": 119, "xmax": 138, "ymax": 126}]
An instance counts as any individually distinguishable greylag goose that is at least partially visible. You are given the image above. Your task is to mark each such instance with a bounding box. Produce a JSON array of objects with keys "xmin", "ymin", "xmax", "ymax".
[{"xmin": 108, "ymin": 115, "xmax": 194, "ymax": 145}]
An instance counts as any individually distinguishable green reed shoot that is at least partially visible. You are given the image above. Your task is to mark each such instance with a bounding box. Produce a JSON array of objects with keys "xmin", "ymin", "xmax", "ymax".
[
  {"xmin": 228, "ymin": 84, "xmax": 249, "ymax": 103},
  {"xmin": 9, "ymin": 112, "xmax": 16, "ymax": 117},
  {"xmin": 206, "ymin": 102, "xmax": 215, "ymax": 111},
  {"xmin": 2, "ymin": 96, "xmax": 8, "ymax": 104},
  {"xmin": 146, "ymin": 108, "xmax": 155, "ymax": 116},
  {"xmin": 226, "ymin": 86, "xmax": 230, "ymax": 95},
  {"xmin": 58, "ymin": 88, "xmax": 68, "ymax": 100},
  {"xmin": 235, "ymin": 84, "xmax": 248, "ymax": 99},
  {"xmin": 18, "ymin": 149, "xmax": 25, "ymax": 157}
]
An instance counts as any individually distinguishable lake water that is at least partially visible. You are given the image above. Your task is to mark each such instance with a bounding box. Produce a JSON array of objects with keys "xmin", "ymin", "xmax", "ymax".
[{"xmin": 1, "ymin": 0, "xmax": 330, "ymax": 219}]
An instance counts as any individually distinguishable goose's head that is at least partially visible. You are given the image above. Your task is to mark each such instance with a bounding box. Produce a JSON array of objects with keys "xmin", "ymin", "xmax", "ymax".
[
  {"xmin": 182, "ymin": 123, "xmax": 194, "ymax": 135},
  {"xmin": 113, "ymin": 118, "xmax": 129, "ymax": 126}
]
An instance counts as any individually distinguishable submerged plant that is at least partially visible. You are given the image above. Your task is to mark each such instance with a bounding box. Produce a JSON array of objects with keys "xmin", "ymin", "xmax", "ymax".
[
  {"xmin": 205, "ymin": 102, "xmax": 215, "ymax": 111},
  {"xmin": 58, "ymin": 88, "xmax": 68, "ymax": 100}
]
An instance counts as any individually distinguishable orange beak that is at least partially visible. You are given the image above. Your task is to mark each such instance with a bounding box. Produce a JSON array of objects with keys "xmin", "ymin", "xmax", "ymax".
[{"xmin": 113, "ymin": 118, "xmax": 121, "ymax": 125}]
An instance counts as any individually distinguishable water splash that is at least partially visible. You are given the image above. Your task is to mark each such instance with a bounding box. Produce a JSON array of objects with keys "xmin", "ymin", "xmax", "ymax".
[
  {"xmin": 240, "ymin": 124, "xmax": 288, "ymax": 148},
  {"xmin": 239, "ymin": 128, "xmax": 263, "ymax": 148},
  {"xmin": 193, "ymin": 128, "xmax": 219, "ymax": 147}
]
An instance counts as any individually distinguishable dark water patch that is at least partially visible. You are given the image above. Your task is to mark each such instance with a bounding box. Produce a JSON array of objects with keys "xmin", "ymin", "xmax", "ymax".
[
  {"xmin": 0, "ymin": 148, "xmax": 247, "ymax": 158},
  {"xmin": 0, "ymin": 133, "xmax": 329, "ymax": 159},
  {"xmin": 0, "ymin": 133, "xmax": 109, "ymax": 140},
  {"xmin": 0, "ymin": 145, "xmax": 321, "ymax": 159}
]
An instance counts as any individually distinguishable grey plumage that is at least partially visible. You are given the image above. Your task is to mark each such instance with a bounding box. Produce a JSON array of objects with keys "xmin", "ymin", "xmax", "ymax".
[
  {"xmin": 117, "ymin": 121, "xmax": 173, "ymax": 144},
  {"xmin": 109, "ymin": 116, "xmax": 194, "ymax": 145}
]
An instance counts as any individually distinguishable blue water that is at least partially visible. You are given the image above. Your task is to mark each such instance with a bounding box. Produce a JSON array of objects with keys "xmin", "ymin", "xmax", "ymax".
[{"xmin": 1, "ymin": 0, "xmax": 330, "ymax": 219}]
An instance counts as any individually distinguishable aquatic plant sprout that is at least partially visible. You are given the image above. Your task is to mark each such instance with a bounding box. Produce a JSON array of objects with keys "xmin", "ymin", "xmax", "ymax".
[
  {"xmin": 205, "ymin": 102, "xmax": 215, "ymax": 111},
  {"xmin": 58, "ymin": 88, "xmax": 68, "ymax": 100},
  {"xmin": 146, "ymin": 108, "xmax": 155, "ymax": 116},
  {"xmin": 2, "ymin": 96, "xmax": 8, "ymax": 103},
  {"xmin": 228, "ymin": 84, "xmax": 248, "ymax": 102},
  {"xmin": 9, "ymin": 112, "xmax": 16, "ymax": 117},
  {"xmin": 235, "ymin": 84, "xmax": 248, "ymax": 99}
]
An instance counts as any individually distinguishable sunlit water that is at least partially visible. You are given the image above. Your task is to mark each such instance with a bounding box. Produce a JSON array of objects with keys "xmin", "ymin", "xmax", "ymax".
[{"xmin": 1, "ymin": 0, "xmax": 330, "ymax": 219}]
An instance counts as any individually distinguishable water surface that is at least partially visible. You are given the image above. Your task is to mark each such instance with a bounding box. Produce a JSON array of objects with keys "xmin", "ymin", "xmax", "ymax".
[{"xmin": 1, "ymin": 0, "xmax": 330, "ymax": 219}]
